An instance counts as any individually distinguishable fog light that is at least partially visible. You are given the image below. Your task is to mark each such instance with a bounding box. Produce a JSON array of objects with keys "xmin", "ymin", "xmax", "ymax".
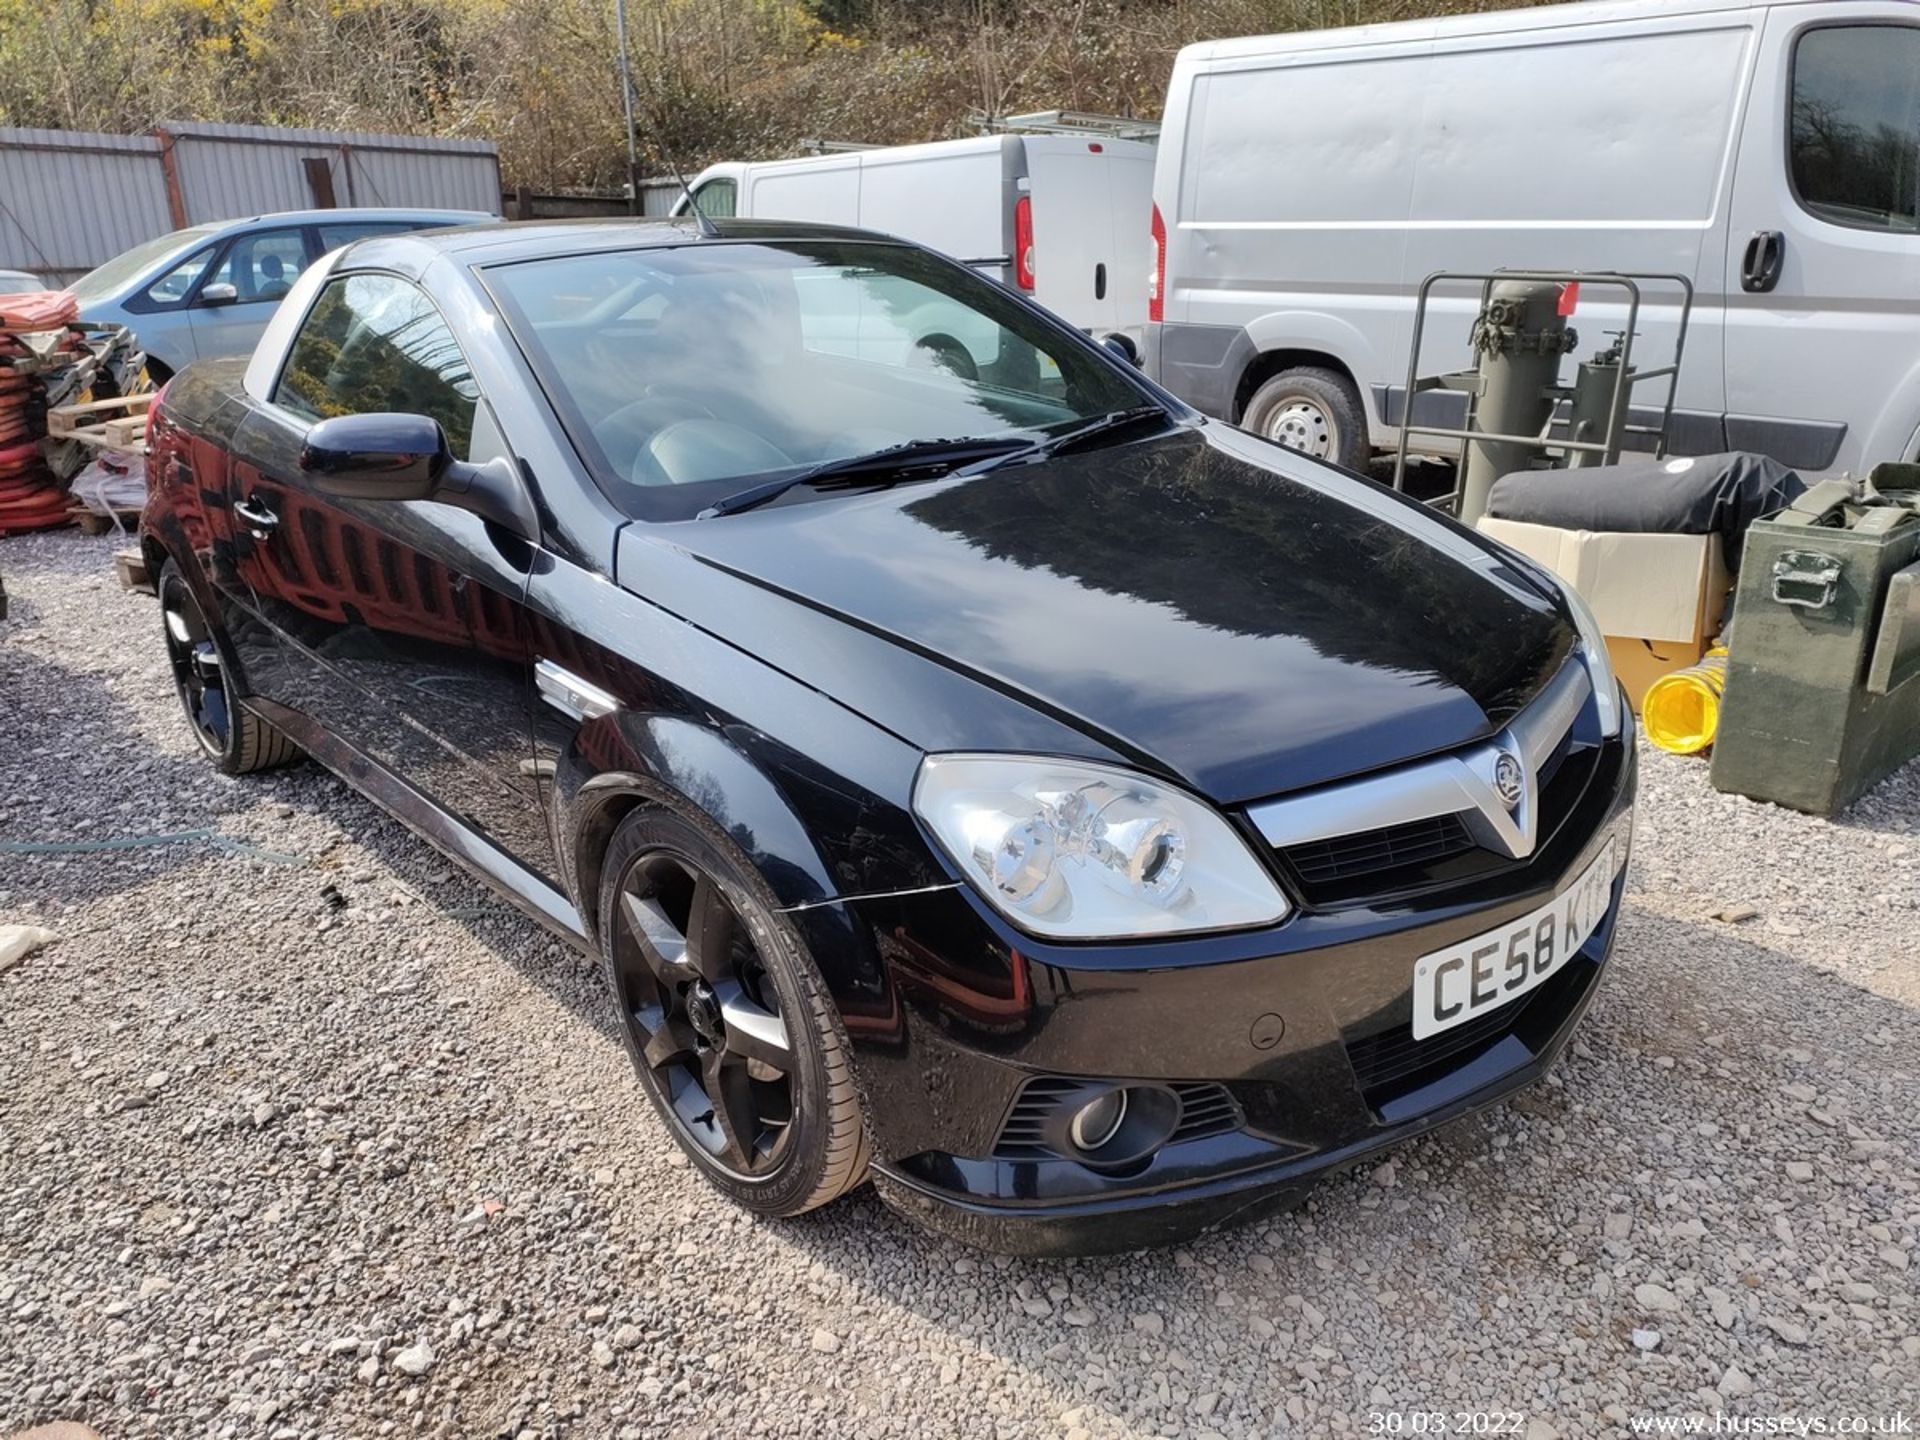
[
  {"xmin": 1051, "ymin": 1082, "xmax": 1180, "ymax": 1169},
  {"xmin": 1068, "ymin": 1088, "xmax": 1128, "ymax": 1152}
]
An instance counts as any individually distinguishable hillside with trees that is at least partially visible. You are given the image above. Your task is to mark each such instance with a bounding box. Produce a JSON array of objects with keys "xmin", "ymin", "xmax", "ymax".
[{"xmin": 0, "ymin": 0, "xmax": 1550, "ymax": 191}]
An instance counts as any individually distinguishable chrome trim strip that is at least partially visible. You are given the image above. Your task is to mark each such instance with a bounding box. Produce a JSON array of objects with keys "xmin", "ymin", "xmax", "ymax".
[
  {"xmin": 535, "ymin": 658, "xmax": 620, "ymax": 722},
  {"xmin": 1247, "ymin": 660, "xmax": 1591, "ymax": 863}
]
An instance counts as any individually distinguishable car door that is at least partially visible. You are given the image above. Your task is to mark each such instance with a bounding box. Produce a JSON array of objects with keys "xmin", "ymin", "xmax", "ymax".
[
  {"xmin": 225, "ymin": 269, "xmax": 558, "ymax": 881},
  {"xmin": 1723, "ymin": 7, "xmax": 1920, "ymax": 474},
  {"xmin": 187, "ymin": 226, "xmax": 314, "ymax": 362}
]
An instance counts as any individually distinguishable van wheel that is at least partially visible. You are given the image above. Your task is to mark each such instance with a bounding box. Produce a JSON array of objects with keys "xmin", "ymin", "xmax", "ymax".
[{"xmin": 1242, "ymin": 367, "xmax": 1369, "ymax": 472}]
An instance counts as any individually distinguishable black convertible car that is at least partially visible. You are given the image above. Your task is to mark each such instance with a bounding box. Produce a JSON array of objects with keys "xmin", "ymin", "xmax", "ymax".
[{"xmin": 141, "ymin": 218, "xmax": 1634, "ymax": 1253}]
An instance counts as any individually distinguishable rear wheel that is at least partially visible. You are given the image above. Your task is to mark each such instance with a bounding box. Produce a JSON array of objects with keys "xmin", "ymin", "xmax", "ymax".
[
  {"xmin": 597, "ymin": 808, "xmax": 868, "ymax": 1217},
  {"xmin": 1242, "ymin": 366, "xmax": 1370, "ymax": 472},
  {"xmin": 158, "ymin": 559, "xmax": 301, "ymax": 775}
]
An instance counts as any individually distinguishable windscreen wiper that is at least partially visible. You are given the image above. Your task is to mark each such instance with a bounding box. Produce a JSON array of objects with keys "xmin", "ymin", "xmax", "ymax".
[
  {"xmin": 698, "ymin": 436, "xmax": 1030, "ymax": 519},
  {"xmin": 965, "ymin": 406, "xmax": 1173, "ymax": 475}
]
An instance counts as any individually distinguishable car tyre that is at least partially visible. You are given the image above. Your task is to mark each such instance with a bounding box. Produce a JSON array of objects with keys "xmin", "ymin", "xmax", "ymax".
[
  {"xmin": 158, "ymin": 558, "xmax": 301, "ymax": 775},
  {"xmin": 1242, "ymin": 366, "xmax": 1370, "ymax": 472},
  {"xmin": 597, "ymin": 807, "xmax": 869, "ymax": 1217}
]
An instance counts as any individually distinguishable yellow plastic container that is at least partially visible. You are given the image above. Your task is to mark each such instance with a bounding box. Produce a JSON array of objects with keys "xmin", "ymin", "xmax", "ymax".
[{"xmin": 1643, "ymin": 647, "xmax": 1728, "ymax": 755}]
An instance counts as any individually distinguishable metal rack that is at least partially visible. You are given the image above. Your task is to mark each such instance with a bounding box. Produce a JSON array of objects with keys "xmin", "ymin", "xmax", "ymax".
[{"xmin": 1390, "ymin": 269, "xmax": 1695, "ymax": 509}]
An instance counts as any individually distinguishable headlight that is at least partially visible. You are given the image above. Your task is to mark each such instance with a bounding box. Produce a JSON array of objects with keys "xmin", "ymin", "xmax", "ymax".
[
  {"xmin": 1559, "ymin": 584, "xmax": 1624, "ymax": 738},
  {"xmin": 912, "ymin": 754, "xmax": 1291, "ymax": 940}
]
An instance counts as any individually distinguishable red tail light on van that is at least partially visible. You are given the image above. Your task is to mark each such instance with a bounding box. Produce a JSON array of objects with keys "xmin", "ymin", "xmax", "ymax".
[
  {"xmin": 1014, "ymin": 197, "xmax": 1035, "ymax": 291},
  {"xmin": 1149, "ymin": 203, "xmax": 1166, "ymax": 323}
]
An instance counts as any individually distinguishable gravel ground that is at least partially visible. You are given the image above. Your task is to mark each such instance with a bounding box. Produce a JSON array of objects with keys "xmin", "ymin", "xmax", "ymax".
[{"xmin": 2, "ymin": 528, "xmax": 1916, "ymax": 1440}]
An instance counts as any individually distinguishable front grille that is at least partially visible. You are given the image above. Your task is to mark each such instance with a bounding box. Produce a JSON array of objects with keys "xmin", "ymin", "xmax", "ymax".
[
  {"xmin": 1258, "ymin": 661, "xmax": 1601, "ymax": 908},
  {"xmin": 991, "ymin": 1078, "xmax": 1243, "ymax": 1161},
  {"xmin": 1283, "ymin": 812, "xmax": 1477, "ymax": 888},
  {"xmin": 1345, "ymin": 955, "xmax": 1594, "ymax": 1108},
  {"xmin": 1345, "ymin": 1005, "xmax": 1518, "ymax": 1096}
]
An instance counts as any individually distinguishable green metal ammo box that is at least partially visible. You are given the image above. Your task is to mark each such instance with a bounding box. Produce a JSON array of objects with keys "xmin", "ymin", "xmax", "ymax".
[{"xmin": 1709, "ymin": 466, "xmax": 1920, "ymax": 816}]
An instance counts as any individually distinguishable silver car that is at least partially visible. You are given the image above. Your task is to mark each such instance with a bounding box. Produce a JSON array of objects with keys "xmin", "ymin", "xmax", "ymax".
[
  {"xmin": 0, "ymin": 268, "xmax": 45, "ymax": 294},
  {"xmin": 69, "ymin": 207, "xmax": 493, "ymax": 379}
]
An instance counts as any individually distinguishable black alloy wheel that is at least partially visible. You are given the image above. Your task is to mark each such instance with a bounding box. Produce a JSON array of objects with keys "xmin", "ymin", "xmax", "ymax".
[
  {"xmin": 157, "ymin": 558, "xmax": 302, "ymax": 775},
  {"xmin": 160, "ymin": 563, "xmax": 230, "ymax": 760},
  {"xmin": 598, "ymin": 809, "xmax": 868, "ymax": 1215}
]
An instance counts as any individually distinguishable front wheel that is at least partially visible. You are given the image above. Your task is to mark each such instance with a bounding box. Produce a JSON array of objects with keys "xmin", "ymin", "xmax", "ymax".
[
  {"xmin": 597, "ymin": 807, "xmax": 869, "ymax": 1217},
  {"xmin": 157, "ymin": 558, "xmax": 301, "ymax": 775},
  {"xmin": 1241, "ymin": 366, "xmax": 1371, "ymax": 472}
]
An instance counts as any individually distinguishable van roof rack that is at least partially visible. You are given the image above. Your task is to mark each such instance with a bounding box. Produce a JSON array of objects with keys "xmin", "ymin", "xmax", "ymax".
[
  {"xmin": 796, "ymin": 139, "xmax": 883, "ymax": 155},
  {"xmin": 971, "ymin": 109, "xmax": 1161, "ymax": 142}
]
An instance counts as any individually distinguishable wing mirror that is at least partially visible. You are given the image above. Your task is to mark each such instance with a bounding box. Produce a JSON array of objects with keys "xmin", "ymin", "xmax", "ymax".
[
  {"xmin": 1100, "ymin": 332, "xmax": 1141, "ymax": 367},
  {"xmin": 299, "ymin": 413, "xmax": 537, "ymax": 537},
  {"xmin": 199, "ymin": 282, "xmax": 240, "ymax": 307}
]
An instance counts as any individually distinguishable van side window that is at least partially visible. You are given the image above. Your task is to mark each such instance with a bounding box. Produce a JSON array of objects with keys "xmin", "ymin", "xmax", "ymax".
[
  {"xmin": 1789, "ymin": 25, "xmax": 1920, "ymax": 232},
  {"xmin": 693, "ymin": 178, "xmax": 737, "ymax": 218}
]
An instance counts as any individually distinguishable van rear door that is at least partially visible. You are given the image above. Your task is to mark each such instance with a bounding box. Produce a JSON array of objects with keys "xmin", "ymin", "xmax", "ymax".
[
  {"xmin": 1722, "ymin": 5, "xmax": 1920, "ymax": 476},
  {"xmin": 1023, "ymin": 137, "xmax": 1132, "ymax": 333}
]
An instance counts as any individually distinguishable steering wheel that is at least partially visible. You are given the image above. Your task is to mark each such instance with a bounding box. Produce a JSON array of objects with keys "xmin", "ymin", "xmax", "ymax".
[
  {"xmin": 591, "ymin": 393, "xmax": 718, "ymax": 476},
  {"xmin": 909, "ymin": 333, "xmax": 978, "ymax": 382},
  {"xmin": 635, "ymin": 419, "xmax": 794, "ymax": 487}
]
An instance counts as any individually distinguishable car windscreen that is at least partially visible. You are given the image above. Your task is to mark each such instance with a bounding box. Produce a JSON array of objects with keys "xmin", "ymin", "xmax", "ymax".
[
  {"xmin": 69, "ymin": 226, "xmax": 224, "ymax": 304},
  {"xmin": 482, "ymin": 239, "xmax": 1152, "ymax": 521}
]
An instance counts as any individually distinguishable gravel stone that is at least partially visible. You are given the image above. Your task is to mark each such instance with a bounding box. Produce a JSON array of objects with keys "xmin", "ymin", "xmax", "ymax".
[
  {"xmin": 391, "ymin": 1337, "xmax": 435, "ymax": 1376},
  {"xmin": 1634, "ymin": 1283, "xmax": 1682, "ymax": 1313},
  {"xmin": 2, "ymin": 530, "xmax": 1917, "ymax": 1437}
]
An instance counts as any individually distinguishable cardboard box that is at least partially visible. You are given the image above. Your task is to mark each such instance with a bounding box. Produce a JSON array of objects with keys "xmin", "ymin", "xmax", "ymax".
[{"xmin": 1477, "ymin": 517, "xmax": 1731, "ymax": 710}]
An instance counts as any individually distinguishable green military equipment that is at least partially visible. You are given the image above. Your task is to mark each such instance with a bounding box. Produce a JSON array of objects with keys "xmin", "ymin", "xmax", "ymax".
[{"xmin": 1710, "ymin": 464, "xmax": 1920, "ymax": 816}]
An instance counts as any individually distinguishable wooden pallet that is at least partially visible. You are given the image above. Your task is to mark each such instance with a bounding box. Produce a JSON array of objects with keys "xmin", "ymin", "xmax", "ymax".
[
  {"xmin": 114, "ymin": 546, "xmax": 154, "ymax": 594},
  {"xmin": 67, "ymin": 503, "xmax": 141, "ymax": 536},
  {"xmin": 47, "ymin": 392, "xmax": 152, "ymax": 455}
]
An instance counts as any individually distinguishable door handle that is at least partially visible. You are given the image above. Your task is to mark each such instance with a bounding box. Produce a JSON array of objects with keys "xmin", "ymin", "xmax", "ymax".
[
  {"xmin": 232, "ymin": 495, "xmax": 279, "ymax": 538},
  {"xmin": 1094, "ymin": 262, "xmax": 1107, "ymax": 301},
  {"xmin": 1741, "ymin": 229, "xmax": 1785, "ymax": 293}
]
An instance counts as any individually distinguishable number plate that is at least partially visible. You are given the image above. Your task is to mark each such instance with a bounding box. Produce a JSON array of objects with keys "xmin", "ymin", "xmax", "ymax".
[{"xmin": 1411, "ymin": 838, "xmax": 1619, "ymax": 1040}]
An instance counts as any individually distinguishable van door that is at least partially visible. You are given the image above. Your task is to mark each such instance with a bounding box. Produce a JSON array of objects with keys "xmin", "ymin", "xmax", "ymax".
[
  {"xmin": 1401, "ymin": 12, "xmax": 1756, "ymax": 458},
  {"xmin": 857, "ymin": 141, "xmax": 1012, "ymax": 282},
  {"xmin": 1723, "ymin": 7, "xmax": 1920, "ymax": 475},
  {"xmin": 744, "ymin": 157, "xmax": 860, "ymax": 226},
  {"xmin": 1023, "ymin": 138, "xmax": 1118, "ymax": 332},
  {"xmin": 1100, "ymin": 143, "xmax": 1156, "ymax": 344}
]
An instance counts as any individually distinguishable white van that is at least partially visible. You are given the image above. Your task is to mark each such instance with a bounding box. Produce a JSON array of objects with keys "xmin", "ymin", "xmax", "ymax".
[
  {"xmin": 676, "ymin": 134, "xmax": 1156, "ymax": 342},
  {"xmin": 1148, "ymin": 0, "xmax": 1920, "ymax": 477}
]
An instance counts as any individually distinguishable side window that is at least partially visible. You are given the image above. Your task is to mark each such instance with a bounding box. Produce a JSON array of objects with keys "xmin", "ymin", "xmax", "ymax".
[
  {"xmin": 146, "ymin": 247, "xmax": 216, "ymax": 307},
  {"xmin": 1790, "ymin": 25, "xmax": 1920, "ymax": 232},
  {"xmin": 203, "ymin": 228, "xmax": 311, "ymax": 304},
  {"xmin": 275, "ymin": 273, "xmax": 479, "ymax": 458},
  {"xmin": 316, "ymin": 221, "xmax": 413, "ymax": 252},
  {"xmin": 693, "ymin": 178, "xmax": 737, "ymax": 218}
]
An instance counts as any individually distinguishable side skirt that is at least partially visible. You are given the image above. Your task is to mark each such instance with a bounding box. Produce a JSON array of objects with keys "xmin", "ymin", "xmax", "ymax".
[{"xmin": 248, "ymin": 697, "xmax": 587, "ymax": 944}]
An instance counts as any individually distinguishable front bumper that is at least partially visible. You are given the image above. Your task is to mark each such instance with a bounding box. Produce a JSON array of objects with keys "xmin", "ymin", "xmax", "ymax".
[{"xmin": 835, "ymin": 729, "xmax": 1636, "ymax": 1255}]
